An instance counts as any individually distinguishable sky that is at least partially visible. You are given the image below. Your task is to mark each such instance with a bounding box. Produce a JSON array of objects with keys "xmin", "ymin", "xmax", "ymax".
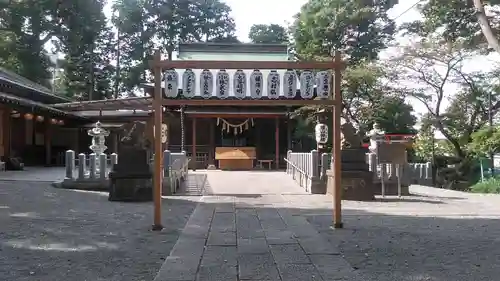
[{"xmin": 223, "ymin": 0, "xmax": 422, "ymax": 42}]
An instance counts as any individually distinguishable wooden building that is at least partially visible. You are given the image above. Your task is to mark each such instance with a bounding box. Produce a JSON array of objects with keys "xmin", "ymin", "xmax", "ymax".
[{"xmin": 0, "ymin": 67, "xmax": 86, "ymax": 167}]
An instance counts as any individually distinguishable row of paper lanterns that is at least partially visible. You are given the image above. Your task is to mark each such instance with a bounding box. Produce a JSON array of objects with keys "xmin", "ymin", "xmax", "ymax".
[
  {"xmin": 164, "ymin": 69, "xmax": 331, "ymax": 99},
  {"xmin": 11, "ymin": 111, "xmax": 64, "ymax": 125}
]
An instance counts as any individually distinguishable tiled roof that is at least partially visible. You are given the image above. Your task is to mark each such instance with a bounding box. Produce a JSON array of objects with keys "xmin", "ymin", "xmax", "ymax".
[{"xmin": 0, "ymin": 67, "xmax": 71, "ymax": 104}]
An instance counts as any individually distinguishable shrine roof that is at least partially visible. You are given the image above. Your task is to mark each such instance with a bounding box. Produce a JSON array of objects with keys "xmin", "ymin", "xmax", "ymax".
[
  {"xmin": 0, "ymin": 67, "xmax": 71, "ymax": 104},
  {"xmin": 51, "ymin": 95, "xmax": 299, "ymax": 113},
  {"xmin": 52, "ymin": 96, "xmax": 152, "ymax": 111},
  {"xmin": 178, "ymin": 42, "xmax": 288, "ymax": 54},
  {"xmin": 0, "ymin": 91, "xmax": 85, "ymax": 119}
]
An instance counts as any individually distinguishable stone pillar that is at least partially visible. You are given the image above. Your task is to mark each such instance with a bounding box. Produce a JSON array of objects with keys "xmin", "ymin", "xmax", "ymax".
[
  {"xmin": 89, "ymin": 153, "xmax": 97, "ymax": 179},
  {"xmin": 99, "ymin": 154, "xmax": 107, "ymax": 181},
  {"xmin": 110, "ymin": 153, "xmax": 118, "ymax": 172},
  {"xmin": 78, "ymin": 153, "xmax": 86, "ymax": 180},
  {"xmin": 65, "ymin": 150, "xmax": 75, "ymax": 180}
]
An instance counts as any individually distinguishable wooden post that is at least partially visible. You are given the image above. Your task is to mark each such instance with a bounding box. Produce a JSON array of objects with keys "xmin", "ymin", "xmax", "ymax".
[
  {"xmin": 332, "ymin": 51, "xmax": 343, "ymax": 229},
  {"xmin": 286, "ymin": 117, "xmax": 292, "ymax": 151},
  {"xmin": 2, "ymin": 108, "xmax": 10, "ymax": 159},
  {"xmin": 275, "ymin": 117, "xmax": 279, "ymax": 169},
  {"xmin": 192, "ymin": 117, "xmax": 197, "ymax": 171},
  {"xmin": 44, "ymin": 118, "xmax": 52, "ymax": 166},
  {"xmin": 209, "ymin": 118, "xmax": 215, "ymax": 164},
  {"xmin": 152, "ymin": 50, "xmax": 163, "ymax": 231}
]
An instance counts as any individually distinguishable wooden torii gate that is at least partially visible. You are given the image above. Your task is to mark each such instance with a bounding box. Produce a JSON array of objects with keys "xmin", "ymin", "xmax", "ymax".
[{"xmin": 149, "ymin": 50, "xmax": 345, "ymax": 230}]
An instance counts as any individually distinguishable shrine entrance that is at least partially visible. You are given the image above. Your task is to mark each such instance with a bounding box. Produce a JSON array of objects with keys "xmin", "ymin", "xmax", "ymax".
[{"xmin": 149, "ymin": 52, "xmax": 345, "ymax": 231}]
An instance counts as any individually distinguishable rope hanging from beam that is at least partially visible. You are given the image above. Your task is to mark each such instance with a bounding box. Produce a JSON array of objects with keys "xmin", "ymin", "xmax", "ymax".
[{"xmin": 216, "ymin": 117, "xmax": 254, "ymax": 135}]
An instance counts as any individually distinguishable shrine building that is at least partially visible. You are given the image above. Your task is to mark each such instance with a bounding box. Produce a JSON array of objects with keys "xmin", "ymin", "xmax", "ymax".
[{"xmin": 0, "ymin": 42, "xmax": 332, "ymax": 171}]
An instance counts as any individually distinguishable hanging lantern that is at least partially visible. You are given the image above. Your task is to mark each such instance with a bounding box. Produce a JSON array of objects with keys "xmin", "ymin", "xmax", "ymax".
[
  {"xmin": 267, "ymin": 70, "xmax": 280, "ymax": 99},
  {"xmin": 315, "ymin": 123, "xmax": 328, "ymax": 144},
  {"xmin": 182, "ymin": 69, "xmax": 196, "ymax": 98},
  {"xmin": 11, "ymin": 111, "xmax": 20, "ymax": 118},
  {"xmin": 58, "ymin": 120, "xmax": 64, "ymax": 125},
  {"xmin": 300, "ymin": 71, "xmax": 314, "ymax": 99},
  {"xmin": 199, "ymin": 69, "xmax": 213, "ymax": 99},
  {"xmin": 283, "ymin": 70, "xmax": 297, "ymax": 99},
  {"xmin": 164, "ymin": 69, "xmax": 178, "ymax": 97},
  {"xmin": 51, "ymin": 118, "xmax": 58, "ymax": 125},
  {"xmin": 35, "ymin": 115, "xmax": 44, "ymax": 122},
  {"xmin": 24, "ymin": 113, "xmax": 33, "ymax": 120},
  {"xmin": 250, "ymin": 70, "xmax": 263, "ymax": 99},
  {"xmin": 161, "ymin": 123, "xmax": 167, "ymax": 143},
  {"xmin": 316, "ymin": 71, "xmax": 331, "ymax": 99},
  {"xmin": 216, "ymin": 70, "xmax": 230, "ymax": 99},
  {"xmin": 233, "ymin": 69, "xmax": 247, "ymax": 99}
]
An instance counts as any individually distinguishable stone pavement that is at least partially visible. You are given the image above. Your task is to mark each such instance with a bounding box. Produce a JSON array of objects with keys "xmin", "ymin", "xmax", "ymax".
[
  {"xmin": 154, "ymin": 171, "xmax": 362, "ymax": 281},
  {"xmin": 0, "ymin": 167, "xmax": 66, "ymax": 182}
]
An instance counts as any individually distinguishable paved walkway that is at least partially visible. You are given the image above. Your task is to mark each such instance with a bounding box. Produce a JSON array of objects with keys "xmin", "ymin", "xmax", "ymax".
[{"xmin": 154, "ymin": 171, "xmax": 362, "ymax": 281}]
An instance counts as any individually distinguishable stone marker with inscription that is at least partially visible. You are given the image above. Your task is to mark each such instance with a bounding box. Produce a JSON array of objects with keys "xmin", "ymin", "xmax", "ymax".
[
  {"xmin": 108, "ymin": 121, "xmax": 153, "ymax": 202},
  {"xmin": 326, "ymin": 120, "xmax": 375, "ymax": 201}
]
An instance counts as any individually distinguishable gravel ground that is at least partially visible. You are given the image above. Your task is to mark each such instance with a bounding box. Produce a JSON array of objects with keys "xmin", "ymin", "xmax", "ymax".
[
  {"xmin": 0, "ymin": 181, "xmax": 199, "ymax": 281},
  {"xmin": 297, "ymin": 186, "xmax": 500, "ymax": 281}
]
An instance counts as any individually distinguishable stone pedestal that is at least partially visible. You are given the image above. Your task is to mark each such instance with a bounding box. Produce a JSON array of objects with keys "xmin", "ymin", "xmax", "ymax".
[
  {"xmin": 108, "ymin": 147, "xmax": 153, "ymax": 202},
  {"xmin": 326, "ymin": 148, "xmax": 375, "ymax": 201},
  {"xmin": 373, "ymin": 183, "xmax": 410, "ymax": 196}
]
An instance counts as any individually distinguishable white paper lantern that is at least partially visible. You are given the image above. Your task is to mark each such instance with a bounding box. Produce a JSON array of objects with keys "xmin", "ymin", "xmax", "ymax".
[
  {"xmin": 267, "ymin": 70, "xmax": 280, "ymax": 99},
  {"xmin": 316, "ymin": 71, "xmax": 330, "ymax": 99},
  {"xmin": 216, "ymin": 70, "xmax": 230, "ymax": 99},
  {"xmin": 182, "ymin": 69, "xmax": 196, "ymax": 98},
  {"xmin": 315, "ymin": 123, "xmax": 328, "ymax": 144},
  {"xmin": 200, "ymin": 69, "xmax": 213, "ymax": 99},
  {"xmin": 164, "ymin": 69, "xmax": 179, "ymax": 97},
  {"xmin": 283, "ymin": 70, "xmax": 297, "ymax": 99},
  {"xmin": 161, "ymin": 123, "xmax": 168, "ymax": 143},
  {"xmin": 233, "ymin": 69, "xmax": 247, "ymax": 99},
  {"xmin": 300, "ymin": 71, "xmax": 314, "ymax": 99},
  {"xmin": 250, "ymin": 70, "xmax": 263, "ymax": 99}
]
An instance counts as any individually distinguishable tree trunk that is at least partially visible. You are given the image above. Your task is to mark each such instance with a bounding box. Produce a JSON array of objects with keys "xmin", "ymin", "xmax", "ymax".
[{"xmin": 472, "ymin": 0, "xmax": 500, "ymax": 54}]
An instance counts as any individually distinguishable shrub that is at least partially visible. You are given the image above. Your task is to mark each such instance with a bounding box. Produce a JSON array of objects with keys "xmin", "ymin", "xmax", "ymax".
[{"xmin": 470, "ymin": 177, "xmax": 500, "ymax": 194}]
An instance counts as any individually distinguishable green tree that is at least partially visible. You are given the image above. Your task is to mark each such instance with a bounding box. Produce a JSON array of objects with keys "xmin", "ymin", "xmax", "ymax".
[
  {"xmin": 293, "ymin": 63, "xmax": 416, "ymax": 137},
  {"xmin": 387, "ymin": 38, "xmax": 500, "ymax": 158},
  {"xmin": 112, "ymin": 0, "xmax": 237, "ymax": 94},
  {"xmin": 0, "ymin": 0, "xmax": 60, "ymax": 86},
  {"xmin": 290, "ymin": 0, "xmax": 397, "ymax": 63},
  {"xmin": 248, "ymin": 24, "xmax": 288, "ymax": 44},
  {"xmin": 469, "ymin": 126, "xmax": 500, "ymax": 157},
  {"xmin": 402, "ymin": 0, "xmax": 500, "ymax": 52},
  {"xmin": 57, "ymin": 0, "xmax": 114, "ymax": 100}
]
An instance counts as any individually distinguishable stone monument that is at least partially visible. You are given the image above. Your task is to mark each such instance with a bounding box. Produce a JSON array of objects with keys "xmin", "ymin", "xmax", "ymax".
[
  {"xmin": 326, "ymin": 118, "xmax": 375, "ymax": 201},
  {"xmin": 88, "ymin": 121, "xmax": 109, "ymax": 175},
  {"xmin": 367, "ymin": 122, "xmax": 385, "ymax": 154},
  {"xmin": 108, "ymin": 121, "xmax": 153, "ymax": 202}
]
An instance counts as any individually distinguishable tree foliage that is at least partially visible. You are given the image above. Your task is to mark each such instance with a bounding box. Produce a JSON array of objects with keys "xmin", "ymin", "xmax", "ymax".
[
  {"xmin": 293, "ymin": 63, "xmax": 416, "ymax": 136},
  {"xmin": 248, "ymin": 24, "xmax": 288, "ymax": 44},
  {"xmin": 401, "ymin": 0, "xmax": 500, "ymax": 51},
  {"xmin": 0, "ymin": 0, "xmax": 237, "ymax": 99},
  {"xmin": 386, "ymin": 38, "xmax": 500, "ymax": 158},
  {"xmin": 291, "ymin": 0, "xmax": 397, "ymax": 63},
  {"xmin": 469, "ymin": 126, "xmax": 500, "ymax": 157}
]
